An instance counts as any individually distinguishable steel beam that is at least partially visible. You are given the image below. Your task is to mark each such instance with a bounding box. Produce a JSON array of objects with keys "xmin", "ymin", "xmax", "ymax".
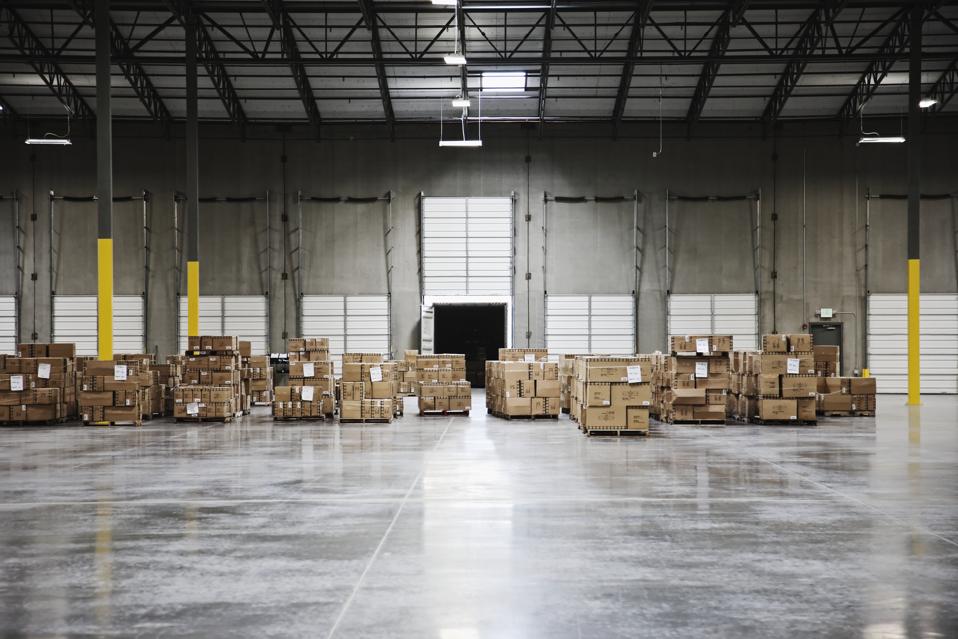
[
  {"xmin": 186, "ymin": 9, "xmax": 200, "ymax": 337},
  {"xmin": 612, "ymin": 1, "xmax": 653, "ymax": 128},
  {"xmin": 71, "ymin": 0, "xmax": 172, "ymax": 125},
  {"xmin": 357, "ymin": 0, "xmax": 395, "ymax": 126},
  {"xmin": 906, "ymin": 2, "xmax": 920, "ymax": 405},
  {"xmin": 96, "ymin": 0, "xmax": 113, "ymax": 361},
  {"xmin": 927, "ymin": 56, "xmax": 958, "ymax": 113},
  {"xmin": 761, "ymin": 1, "xmax": 846, "ymax": 126},
  {"xmin": 838, "ymin": 2, "xmax": 943, "ymax": 120},
  {"xmin": 166, "ymin": 1, "xmax": 248, "ymax": 127},
  {"xmin": 686, "ymin": 0, "xmax": 749, "ymax": 129},
  {"xmin": 538, "ymin": 0, "xmax": 557, "ymax": 125},
  {"xmin": 262, "ymin": 0, "xmax": 322, "ymax": 137},
  {"xmin": 3, "ymin": 7, "xmax": 94, "ymax": 118}
]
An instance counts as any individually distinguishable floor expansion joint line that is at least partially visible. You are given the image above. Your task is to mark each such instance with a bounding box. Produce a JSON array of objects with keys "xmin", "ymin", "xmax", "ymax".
[
  {"xmin": 684, "ymin": 426, "xmax": 958, "ymax": 549},
  {"xmin": 324, "ymin": 416, "xmax": 455, "ymax": 639}
]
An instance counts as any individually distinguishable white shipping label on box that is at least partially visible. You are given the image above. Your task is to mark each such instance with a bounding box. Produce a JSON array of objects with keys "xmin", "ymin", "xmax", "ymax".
[
  {"xmin": 695, "ymin": 361, "xmax": 709, "ymax": 378},
  {"xmin": 524, "ymin": 353, "xmax": 536, "ymax": 362},
  {"xmin": 114, "ymin": 364, "xmax": 128, "ymax": 381},
  {"xmin": 786, "ymin": 358, "xmax": 800, "ymax": 374},
  {"xmin": 301, "ymin": 386, "xmax": 315, "ymax": 401},
  {"xmin": 303, "ymin": 363, "xmax": 315, "ymax": 378},
  {"xmin": 627, "ymin": 365, "xmax": 643, "ymax": 384},
  {"xmin": 37, "ymin": 363, "xmax": 51, "ymax": 379},
  {"xmin": 186, "ymin": 402, "xmax": 199, "ymax": 415},
  {"xmin": 370, "ymin": 366, "xmax": 383, "ymax": 383},
  {"xmin": 10, "ymin": 375, "xmax": 24, "ymax": 392},
  {"xmin": 696, "ymin": 338, "xmax": 710, "ymax": 354}
]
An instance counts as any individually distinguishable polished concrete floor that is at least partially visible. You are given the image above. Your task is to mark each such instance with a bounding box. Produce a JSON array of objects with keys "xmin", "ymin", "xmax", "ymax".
[{"xmin": 0, "ymin": 392, "xmax": 956, "ymax": 638}]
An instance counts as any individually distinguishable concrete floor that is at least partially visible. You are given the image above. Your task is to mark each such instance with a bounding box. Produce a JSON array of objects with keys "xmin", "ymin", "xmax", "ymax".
[{"xmin": 0, "ymin": 392, "xmax": 956, "ymax": 638}]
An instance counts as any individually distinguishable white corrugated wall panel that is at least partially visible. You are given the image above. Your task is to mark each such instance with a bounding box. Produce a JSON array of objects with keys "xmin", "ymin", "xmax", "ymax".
[
  {"xmin": 867, "ymin": 293, "xmax": 958, "ymax": 394},
  {"xmin": 545, "ymin": 295, "xmax": 590, "ymax": 354},
  {"xmin": 422, "ymin": 196, "xmax": 512, "ymax": 296},
  {"xmin": 0, "ymin": 296, "xmax": 15, "ymax": 354},
  {"xmin": 545, "ymin": 294, "xmax": 633, "ymax": 355},
  {"xmin": 178, "ymin": 296, "xmax": 225, "ymax": 354},
  {"xmin": 224, "ymin": 296, "xmax": 268, "ymax": 355},
  {"xmin": 55, "ymin": 295, "xmax": 144, "ymax": 356},
  {"xmin": 669, "ymin": 294, "xmax": 757, "ymax": 351}
]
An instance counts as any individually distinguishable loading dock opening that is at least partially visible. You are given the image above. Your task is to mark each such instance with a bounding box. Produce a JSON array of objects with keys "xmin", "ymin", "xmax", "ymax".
[{"xmin": 433, "ymin": 303, "xmax": 507, "ymax": 388}]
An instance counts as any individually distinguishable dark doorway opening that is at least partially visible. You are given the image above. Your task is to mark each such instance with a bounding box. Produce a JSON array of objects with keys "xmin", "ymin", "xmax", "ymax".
[
  {"xmin": 809, "ymin": 321, "xmax": 845, "ymax": 375},
  {"xmin": 434, "ymin": 304, "xmax": 507, "ymax": 388}
]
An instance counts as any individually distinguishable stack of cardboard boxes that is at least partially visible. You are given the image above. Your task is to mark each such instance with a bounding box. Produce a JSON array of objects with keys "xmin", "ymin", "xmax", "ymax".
[
  {"xmin": 816, "ymin": 377, "xmax": 877, "ymax": 415},
  {"xmin": 113, "ymin": 353, "xmax": 166, "ymax": 418},
  {"xmin": 558, "ymin": 353, "xmax": 582, "ymax": 414},
  {"xmin": 158, "ymin": 356, "xmax": 184, "ymax": 415},
  {"xmin": 273, "ymin": 337, "xmax": 335, "ymax": 420},
  {"xmin": 395, "ymin": 350, "xmax": 419, "ymax": 396},
  {"xmin": 485, "ymin": 359, "xmax": 560, "ymax": 418},
  {"xmin": 339, "ymin": 353, "xmax": 395, "ymax": 422},
  {"xmin": 172, "ymin": 385, "xmax": 237, "ymax": 421},
  {"xmin": 172, "ymin": 336, "xmax": 243, "ymax": 421},
  {"xmin": 651, "ymin": 336, "xmax": 732, "ymax": 424},
  {"xmin": 0, "ymin": 344, "xmax": 77, "ymax": 424},
  {"xmin": 729, "ymin": 334, "xmax": 817, "ymax": 423},
  {"xmin": 245, "ymin": 355, "xmax": 273, "ymax": 405},
  {"xmin": 78, "ymin": 358, "xmax": 147, "ymax": 425},
  {"xmin": 498, "ymin": 348, "xmax": 547, "ymax": 362},
  {"xmin": 814, "ymin": 345, "xmax": 840, "ymax": 376},
  {"xmin": 415, "ymin": 354, "xmax": 471, "ymax": 415},
  {"xmin": 569, "ymin": 355, "xmax": 652, "ymax": 433}
]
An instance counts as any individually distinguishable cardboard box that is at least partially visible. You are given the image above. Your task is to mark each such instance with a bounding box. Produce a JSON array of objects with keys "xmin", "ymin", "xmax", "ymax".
[
  {"xmin": 849, "ymin": 377, "xmax": 876, "ymax": 395},
  {"xmin": 818, "ymin": 393, "xmax": 853, "ymax": 412},
  {"xmin": 797, "ymin": 398, "xmax": 816, "ymax": 421},
  {"xmin": 781, "ymin": 376, "xmax": 817, "ymax": 398},
  {"xmin": 580, "ymin": 406, "xmax": 622, "ymax": 429},
  {"xmin": 584, "ymin": 383, "xmax": 611, "ymax": 407},
  {"xmin": 340, "ymin": 400, "xmax": 362, "ymax": 420},
  {"xmin": 787, "ymin": 334, "xmax": 813, "ymax": 352},
  {"xmin": 758, "ymin": 399, "xmax": 797, "ymax": 421},
  {"xmin": 625, "ymin": 406, "xmax": 650, "ymax": 430},
  {"xmin": 610, "ymin": 383, "xmax": 651, "ymax": 406},
  {"xmin": 762, "ymin": 334, "xmax": 788, "ymax": 353},
  {"xmin": 672, "ymin": 388, "xmax": 706, "ymax": 405}
]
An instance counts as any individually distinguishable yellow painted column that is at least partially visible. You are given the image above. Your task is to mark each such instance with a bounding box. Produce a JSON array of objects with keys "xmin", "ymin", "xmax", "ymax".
[
  {"xmin": 97, "ymin": 240, "xmax": 113, "ymax": 360},
  {"xmin": 907, "ymin": 259, "xmax": 920, "ymax": 405},
  {"xmin": 188, "ymin": 260, "xmax": 199, "ymax": 337}
]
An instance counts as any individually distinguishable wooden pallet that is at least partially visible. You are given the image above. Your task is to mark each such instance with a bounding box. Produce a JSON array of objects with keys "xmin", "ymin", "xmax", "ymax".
[
  {"xmin": 817, "ymin": 411, "xmax": 874, "ymax": 418},
  {"xmin": 746, "ymin": 417, "xmax": 817, "ymax": 426},
  {"xmin": 419, "ymin": 409, "xmax": 470, "ymax": 417},
  {"xmin": 175, "ymin": 416, "xmax": 234, "ymax": 423},
  {"xmin": 1, "ymin": 417, "xmax": 70, "ymax": 427},
  {"xmin": 578, "ymin": 423, "xmax": 649, "ymax": 436},
  {"xmin": 339, "ymin": 417, "xmax": 393, "ymax": 424},
  {"xmin": 489, "ymin": 411, "xmax": 558, "ymax": 420}
]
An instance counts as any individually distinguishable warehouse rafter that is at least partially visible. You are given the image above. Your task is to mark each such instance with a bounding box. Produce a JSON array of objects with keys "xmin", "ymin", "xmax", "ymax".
[
  {"xmin": 0, "ymin": 1, "xmax": 956, "ymax": 126},
  {"xmin": 70, "ymin": 0, "xmax": 173, "ymax": 125}
]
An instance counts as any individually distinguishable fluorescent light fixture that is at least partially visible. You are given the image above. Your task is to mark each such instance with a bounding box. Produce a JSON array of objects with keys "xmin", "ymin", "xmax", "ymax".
[
  {"xmin": 451, "ymin": 98, "xmax": 471, "ymax": 108},
  {"xmin": 444, "ymin": 54, "xmax": 467, "ymax": 65},
  {"xmin": 432, "ymin": 0, "xmax": 457, "ymax": 5},
  {"xmin": 919, "ymin": 97, "xmax": 938, "ymax": 108},
  {"xmin": 858, "ymin": 136, "xmax": 906, "ymax": 144},
  {"xmin": 481, "ymin": 71, "xmax": 526, "ymax": 92},
  {"xmin": 439, "ymin": 140, "xmax": 483, "ymax": 148},
  {"xmin": 25, "ymin": 137, "xmax": 72, "ymax": 145}
]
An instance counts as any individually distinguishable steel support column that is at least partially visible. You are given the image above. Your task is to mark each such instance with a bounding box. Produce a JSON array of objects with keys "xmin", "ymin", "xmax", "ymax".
[
  {"xmin": 96, "ymin": 0, "xmax": 113, "ymax": 361},
  {"xmin": 186, "ymin": 10, "xmax": 200, "ymax": 339},
  {"xmin": 906, "ymin": 3, "xmax": 921, "ymax": 405}
]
